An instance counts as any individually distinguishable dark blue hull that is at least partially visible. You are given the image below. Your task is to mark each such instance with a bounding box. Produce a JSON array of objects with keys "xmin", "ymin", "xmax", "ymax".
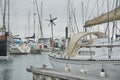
[
  {"xmin": 0, "ymin": 33, "xmax": 9, "ymax": 56},
  {"xmin": 0, "ymin": 40, "xmax": 7, "ymax": 56}
]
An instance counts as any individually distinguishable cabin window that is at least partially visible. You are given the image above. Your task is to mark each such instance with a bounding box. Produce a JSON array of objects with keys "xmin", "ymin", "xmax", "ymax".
[{"xmin": 78, "ymin": 51, "xmax": 95, "ymax": 55}]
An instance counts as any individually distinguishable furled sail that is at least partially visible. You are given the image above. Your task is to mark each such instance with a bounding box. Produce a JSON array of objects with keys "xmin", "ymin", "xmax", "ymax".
[{"xmin": 84, "ymin": 6, "xmax": 120, "ymax": 27}]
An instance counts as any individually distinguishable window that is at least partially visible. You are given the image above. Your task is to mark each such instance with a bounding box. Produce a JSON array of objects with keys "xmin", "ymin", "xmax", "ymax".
[{"xmin": 78, "ymin": 51, "xmax": 95, "ymax": 55}]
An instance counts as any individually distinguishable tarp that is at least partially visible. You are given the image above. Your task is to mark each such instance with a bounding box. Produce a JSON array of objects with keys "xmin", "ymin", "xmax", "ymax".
[{"xmin": 63, "ymin": 32, "xmax": 108, "ymax": 57}]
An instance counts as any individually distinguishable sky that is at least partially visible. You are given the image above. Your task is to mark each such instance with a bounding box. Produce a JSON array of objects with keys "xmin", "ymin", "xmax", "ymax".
[{"xmin": 1, "ymin": 0, "xmax": 119, "ymax": 39}]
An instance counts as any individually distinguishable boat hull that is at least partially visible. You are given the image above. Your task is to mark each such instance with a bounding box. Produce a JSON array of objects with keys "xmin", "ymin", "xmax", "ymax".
[
  {"xmin": 0, "ymin": 34, "xmax": 9, "ymax": 56},
  {"xmin": 49, "ymin": 55, "xmax": 120, "ymax": 79},
  {"xmin": 10, "ymin": 44, "xmax": 30, "ymax": 54}
]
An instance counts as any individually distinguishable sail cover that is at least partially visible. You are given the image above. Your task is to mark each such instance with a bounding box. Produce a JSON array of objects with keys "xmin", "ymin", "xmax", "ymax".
[{"xmin": 84, "ymin": 6, "xmax": 120, "ymax": 27}]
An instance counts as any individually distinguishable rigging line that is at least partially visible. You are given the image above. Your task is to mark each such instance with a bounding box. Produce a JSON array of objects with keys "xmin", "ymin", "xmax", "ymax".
[
  {"xmin": 102, "ymin": 1, "xmax": 104, "ymax": 14},
  {"xmin": 85, "ymin": 0, "xmax": 89, "ymax": 22},
  {"xmin": 73, "ymin": 8, "xmax": 79, "ymax": 33},
  {"xmin": 0, "ymin": 0, "xmax": 3, "ymax": 18},
  {"xmin": 87, "ymin": 0, "xmax": 98, "ymax": 20},
  {"xmin": 97, "ymin": 1, "xmax": 104, "ymax": 15},
  {"xmin": 97, "ymin": 0, "xmax": 99, "ymax": 16},
  {"xmin": 110, "ymin": 0, "xmax": 117, "ymax": 41},
  {"xmin": 110, "ymin": 0, "xmax": 116, "ymax": 10},
  {"xmin": 85, "ymin": 1, "xmax": 116, "ymax": 29},
  {"xmin": 113, "ymin": 0, "xmax": 118, "ymax": 38},
  {"xmin": 115, "ymin": 24, "xmax": 120, "ymax": 32},
  {"xmin": 87, "ymin": 1, "xmax": 105, "ymax": 22},
  {"xmin": 70, "ymin": 2, "xmax": 74, "ymax": 34},
  {"xmin": 68, "ymin": 0, "xmax": 75, "ymax": 36},
  {"xmin": 89, "ymin": 0, "xmax": 105, "ymax": 21},
  {"xmin": 111, "ymin": 22, "xmax": 115, "ymax": 46},
  {"xmin": 69, "ymin": 1, "xmax": 79, "ymax": 33}
]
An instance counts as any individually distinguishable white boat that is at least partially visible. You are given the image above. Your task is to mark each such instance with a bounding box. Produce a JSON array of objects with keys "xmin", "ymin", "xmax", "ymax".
[
  {"xmin": 29, "ymin": 42, "xmax": 42, "ymax": 54},
  {"xmin": 49, "ymin": 32, "xmax": 120, "ymax": 78},
  {"xmin": 49, "ymin": 4, "xmax": 120, "ymax": 79},
  {"xmin": 10, "ymin": 37, "xmax": 30, "ymax": 54},
  {"xmin": 10, "ymin": 43, "xmax": 30, "ymax": 54}
]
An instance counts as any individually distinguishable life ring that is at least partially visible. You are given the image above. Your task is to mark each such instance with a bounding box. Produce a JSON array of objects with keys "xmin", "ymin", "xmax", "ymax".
[{"xmin": 39, "ymin": 45, "xmax": 43, "ymax": 49}]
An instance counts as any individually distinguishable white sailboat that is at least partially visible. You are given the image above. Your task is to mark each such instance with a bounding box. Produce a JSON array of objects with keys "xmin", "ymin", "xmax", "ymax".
[
  {"xmin": 10, "ymin": 35, "xmax": 30, "ymax": 54},
  {"xmin": 49, "ymin": 3, "xmax": 120, "ymax": 79}
]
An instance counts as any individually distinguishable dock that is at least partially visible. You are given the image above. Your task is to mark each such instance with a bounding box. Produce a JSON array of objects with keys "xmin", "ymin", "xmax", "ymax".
[{"xmin": 26, "ymin": 66, "xmax": 114, "ymax": 80}]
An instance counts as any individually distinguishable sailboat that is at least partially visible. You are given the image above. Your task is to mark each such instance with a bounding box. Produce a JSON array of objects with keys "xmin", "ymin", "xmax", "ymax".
[
  {"xmin": 49, "ymin": 2, "xmax": 120, "ymax": 79},
  {"xmin": 10, "ymin": 35, "xmax": 30, "ymax": 54},
  {"xmin": 0, "ymin": 0, "xmax": 11, "ymax": 56}
]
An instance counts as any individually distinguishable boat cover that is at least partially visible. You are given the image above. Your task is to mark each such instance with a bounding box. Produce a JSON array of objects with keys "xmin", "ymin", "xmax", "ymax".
[{"xmin": 63, "ymin": 32, "xmax": 108, "ymax": 57}]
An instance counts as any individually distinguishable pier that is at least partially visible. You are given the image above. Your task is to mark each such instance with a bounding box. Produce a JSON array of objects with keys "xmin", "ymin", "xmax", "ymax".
[{"xmin": 26, "ymin": 66, "xmax": 113, "ymax": 80}]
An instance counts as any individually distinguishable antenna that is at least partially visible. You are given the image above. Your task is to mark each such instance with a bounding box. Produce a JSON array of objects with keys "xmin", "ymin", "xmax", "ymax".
[{"xmin": 46, "ymin": 14, "xmax": 57, "ymax": 52}]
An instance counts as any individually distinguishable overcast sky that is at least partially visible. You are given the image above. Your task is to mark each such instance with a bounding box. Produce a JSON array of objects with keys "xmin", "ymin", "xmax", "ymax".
[{"xmin": 3, "ymin": 0, "xmax": 119, "ymax": 39}]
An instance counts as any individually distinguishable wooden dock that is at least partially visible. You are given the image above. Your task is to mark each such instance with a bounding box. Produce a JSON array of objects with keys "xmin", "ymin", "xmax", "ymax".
[{"xmin": 26, "ymin": 66, "xmax": 116, "ymax": 80}]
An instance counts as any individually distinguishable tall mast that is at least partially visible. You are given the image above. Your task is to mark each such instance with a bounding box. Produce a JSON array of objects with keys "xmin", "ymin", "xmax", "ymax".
[
  {"xmin": 3, "ymin": 0, "xmax": 7, "ymax": 30},
  {"xmin": 107, "ymin": 0, "xmax": 110, "ymax": 43},
  {"xmin": 97, "ymin": 0, "xmax": 99, "ymax": 31},
  {"xmin": 8, "ymin": 0, "xmax": 10, "ymax": 32},
  {"xmin": 107, "ymin": 0, "xmax": 111, "ymax": 59},
  {"xmin": 40, "ymin": 2, "xmax": 43, "ymax": 37},
  {"xmin": 67, "ymin": 0, "xmax": 71, "ymax": 38},
  {"xmin": 34, "ymin": 0, "xmax": 43, "ymax": 38},
  {"xmin": 33, "ymin": 0, "xmax": 36, "ymax": 36},
  {"xmin": 28, "ymin": 11, "xmax": 31, "ymax": 37},
  {"xmin": 81, "ymin": 2, "xmax": 85, "ymax": 32},
  {"xmin": 33, "ymin": 0, "xmax": 36, "ymax": 41}
]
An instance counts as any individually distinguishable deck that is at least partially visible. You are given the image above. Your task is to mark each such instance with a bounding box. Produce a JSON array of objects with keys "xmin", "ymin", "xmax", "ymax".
[{"xmin": 26, "ymin": 67, "xmax": 116, "ymax": 80}]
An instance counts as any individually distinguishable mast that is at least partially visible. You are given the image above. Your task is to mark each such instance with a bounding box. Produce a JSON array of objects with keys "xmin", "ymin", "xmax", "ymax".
[
  {"xmin": 34, "ymin": 0, "xmax": 43, "ymax": 38},
  {"xmin": 97, "ymin": 0, "xmax": 99, "ymax": 31},
  {"xmin": 40, "ymin": 2, "xmax": 43, "ymax": 37},
  {"xmin": 33, "ymin": 0, "xmax": 36, "ymax": 41},
  {"xmin": 3, "ymin": 0, "xmax": 7, "ymax": 31},
  {"xmin": 8, "ymin": 0, "xmax": 10, "ymax": 33},
  {"xmin": 67, "ymin": 0, "xmax": 71, "ymax": 38},
  {"xmin": 107, "ymin": 0, "xmax": 110, "ymax": 44},
  {"xmin": 28, "ymin": 11, "xmax": 30, "ymax": 37},
  {"xmin": 81, "ymin": 2, "xmax": 85, "ymax": 32},
  {"xmin": 107, "ymin": 0, "xmax": 111, "ymax": 59}
]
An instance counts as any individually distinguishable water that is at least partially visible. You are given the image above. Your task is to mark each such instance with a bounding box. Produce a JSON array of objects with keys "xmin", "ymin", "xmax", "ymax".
[{"xmin": 0, "ymin": 52, "xmax": 52, "ymax": 80}]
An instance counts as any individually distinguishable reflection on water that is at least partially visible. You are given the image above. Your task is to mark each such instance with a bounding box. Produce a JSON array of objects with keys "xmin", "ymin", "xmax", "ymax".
[
  {"xmin": 0, "ymin": 58, "xmax": 13, "ymax": 80},
  {"xmin": 0, "ymin": 52, "xmax": 52, "ymax": 80}
]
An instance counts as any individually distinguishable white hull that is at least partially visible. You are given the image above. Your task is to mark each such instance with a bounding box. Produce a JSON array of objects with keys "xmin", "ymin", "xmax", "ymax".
[
  {"xmin": 10, "ymin": 44, "xmax": 30, "ymax": 54},
  {"xmin": 49, "ymin": 55, "xmax": 120, "ymax": 79}
]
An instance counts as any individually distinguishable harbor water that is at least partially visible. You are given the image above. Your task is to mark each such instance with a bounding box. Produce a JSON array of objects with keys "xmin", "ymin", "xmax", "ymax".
[{"xmin": 0, "ymin": 52, "xmax": 52, "ymax": 80}]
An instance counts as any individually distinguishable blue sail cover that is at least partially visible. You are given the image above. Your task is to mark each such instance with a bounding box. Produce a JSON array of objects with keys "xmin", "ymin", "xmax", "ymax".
[{"xmin": 13, "ymin": 38, "xmax": 21, "ymax": 44}]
